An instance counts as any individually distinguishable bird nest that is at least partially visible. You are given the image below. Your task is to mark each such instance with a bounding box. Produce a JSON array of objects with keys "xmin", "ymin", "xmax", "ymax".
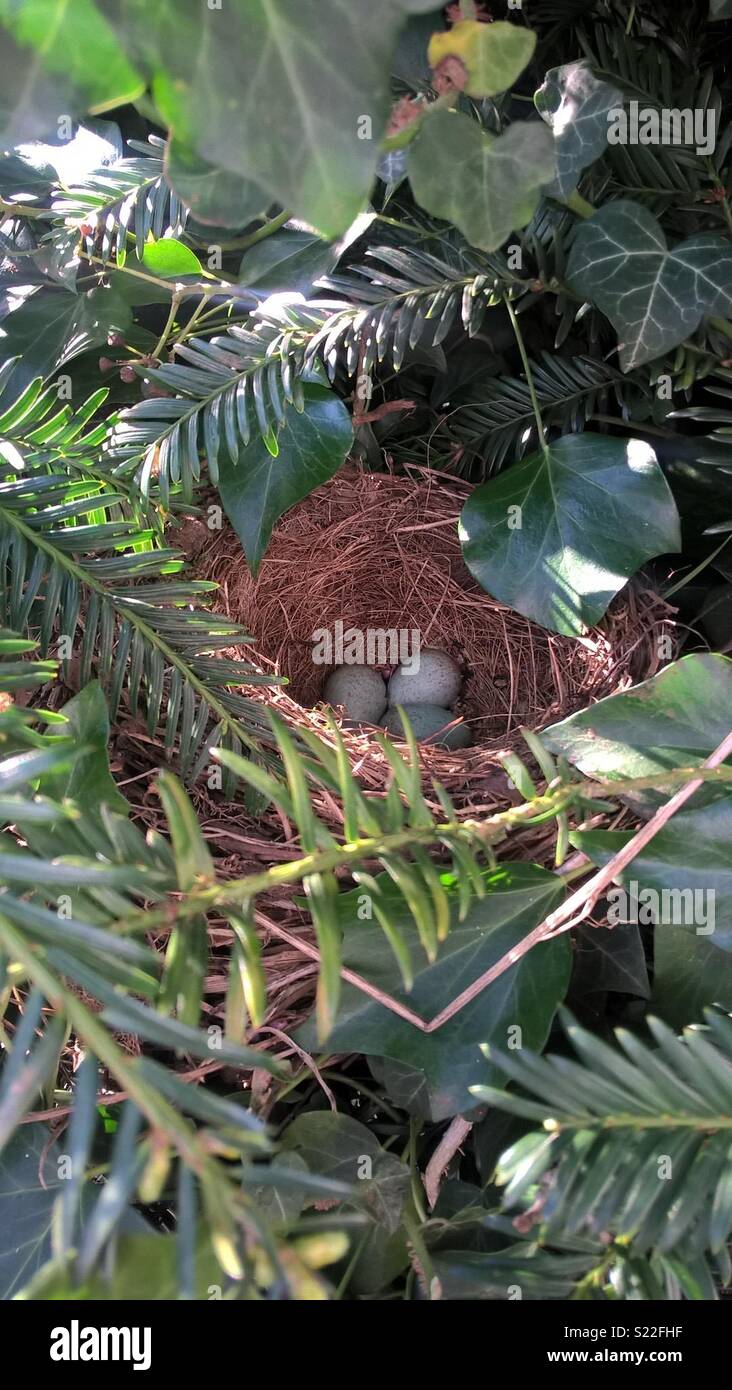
[{"xmin": 190, "ymin": 464, "xmax": 674, "ymax": 811}]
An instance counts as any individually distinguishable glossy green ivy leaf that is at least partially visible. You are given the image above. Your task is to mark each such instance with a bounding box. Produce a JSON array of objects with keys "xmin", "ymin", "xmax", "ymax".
[
  {"xmin": 369, "ymin": 1057, "xmax": 432, "ymax": 1120},
  {"xmin": 103, "ymin": 0, "xmax": 437, "ymax": 237},
  {"xmin": 408, "ymin": 109, "xmax": 553, "ymax": 253},
  {"xmin": 141, "ymin": 238, "xmax": 202, "ymax": 278},
  {"xmin": 239, "ymin": 229, "xmax": 339, "ymax": 299},
  {"xmin": 164, "ymin": 138, "xmax": 268, "ymax": 229},
  {"xmin": 0, "ymin": 285, "xmax": 132, "ymax": 396},
  {"xmin": 570, "ymin": 923, "xmax": 650, "ymax": 1000},
  {"xmin": 0, "ymin": 0, "xmax": 143, "ymax": 146},
  {"xmin": 297, "ymin": 864, "xmax": 570, "ymax": 1121},
  {"xmin": 0, "ymin": 1122, "xmax": 73, "ymax": 1299},
  {"xmin": 427, "ymin": 19, "xmax": 536, "ymax": 97},
  {"xmin": 652, "ymin": 930, "xmax": 732, "ymax": 1029},
  {"xmin": 281, "ymin": 1113, "xmax": 409, "ymax": 1233},
  {"xmin": 544, "ymin": 654, "xmax": 732, "ymax": 786},
  {"xmin": 217, "ymin": 383, "xmax": 353, "ymax": 576},
  {"xmin": 535, "ymin": 61, "xmax": 623, "ymax": 199},
  {"xmin": 459, "ymin": 433, "xmax": 680, "ymax": 635},
  {"xmin": 0, "ymin": 1122, "xmax": 151, "ymax": 1300},
  {"xmin": 566, "ymin": 201, "xmax": 732, "ymax": 370},
  {"xmin": 44, "ymin": 682, "xmax": 128, "ymax": 816},
  {"xmin": 244, "ymin": 1152, "xmax": 310, "ymax": 1226}
]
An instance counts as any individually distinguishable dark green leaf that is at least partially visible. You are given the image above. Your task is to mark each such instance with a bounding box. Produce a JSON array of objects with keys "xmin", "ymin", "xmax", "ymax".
[
  {"xmin": 652, "ymin": 930, "xmax": 732, "ymax": 1029},
  {"xmin": 297, "ymin": 865, "xmax": 570, "ymax": 1120},
  {"xmin": 570, "ymin": 923, "xmax": 650, "ymax": 999},
  {"xmin": 281, "ymin": 1112, "xmax": 409, "ymax": 1233},
  {"xmin": 567, "ymin": 201, "xmax": 732, "ymax": 371},
  {"xmin": 239, "ymin": 229, "xmax": 338, "ymax": 298},
  {"xmin": 573, "ymin": 802, "xmax": 732, "ymax": 951},
  {"xmin": 217, "ymin": 383, "xmax": 352, "ymax": 575},
  {"xmin": 109, "ymin": 0, "xmax": 436, "ymax": 235},
  {"xmin": 42, "ymin": 682, "xmax": 128, "ymax": 816},
  {"xmin": 535, "ymin": 61, "xmax": 623, "ymax": 199},
  {"xmin": 459, "ymin": 433, "xmax": 680, "ymax": 635},
  {"xmin": 544, "ymin": 654, "xmax": 732, "ymax": 786},
  {"xmin": 164, "ymin": 137, "xmax": 267, "ymax": 228},
  {"xmin": 0, "ymin": 287, "xmax": 132, "ymax": 395}
]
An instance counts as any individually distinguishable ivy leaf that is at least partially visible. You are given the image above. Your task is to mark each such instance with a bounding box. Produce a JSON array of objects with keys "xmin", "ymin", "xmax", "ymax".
[
  {"xmin": 297, "ymin": 865, "xmax": 570, "ymax": 1121},
  {"xmin": 141, "ymin": 238, "xmax": 203, "ymax": 278},
  {"xmin": 369, "ymin": 1057, "xmax": 432, "ymax": 1120},
  {"xmin": 566, "ymin": 201, "xmax": 732, "ymax": 371},
  {"xmin": 408, "ymin": 109, "xmax": 553, "ymax": 253},
  {"xmin": 544, "ymin": 654, "xmax": 732, "ymax": 788},
  {"xmin": 0, "ymin": 1123, "xmax": 63, "ymax": 1299},
  {"xmin": 0, "ymin": 0, "xmax": 143, "ymax": 146},
  {"xmin": 0, "ymin": 149, "xmax": 56, "ymax": 201},
  {"xmin": 535, "ymin": 61, "xmax": 623, "ymax": 199},
  {"xmin": 106, "ymin": 0, "xmax": 435, "ymax": 237},
  {"xmin": 459, "ymin": 433, "xmax": 680, "ymax": 635},
  {"xmin": 0, "ymin": 1122, "xmax": 151, "ymax": 1300},
  {"xmin": 239, "ymin": 229, "xmax": 339, "ymax": 298},
  {"xmin": 570, "ymin": 923, "xmax": 650, "ymax": 1000},
  {"xmin": 217, "ymin": 383, "xmax": 352, "ymax": 576},
  {"xmin": 164, "ymin": 138, "xmax": 268, "ymax": 229},
  {"xmin": 572, "ymin": 801, "xmax": 732, "ymax": 950},
  {"xmin": 0, "ymin": 285, "xmax": 132, "ymax": 396},
  {"xmin": 651, "ymin": 930, "xmax": 732, "ymax": 1029},
  {"xmin": 40, "ymin": 682, "xmax": 128, "ymax": 817},
  {"xmin": 281, "ymin": 1113, "xmax": 409, "ymax": 1233},
  {"xmin": 427, "ymin": 19, "xmax": 536, "ymax": 97}
]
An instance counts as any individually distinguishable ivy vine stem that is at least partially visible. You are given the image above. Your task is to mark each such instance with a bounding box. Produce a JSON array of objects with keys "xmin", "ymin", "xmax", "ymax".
[
  {"xmin": 233, "ymin": 207, "xmax": 291, "ymax": 251},
  {"xmin": 504, "ymin": 294, "xmax": 547, "ymax": 452},
  {"xmin": 152, "ymin": 287, "xmax": 184, "ymax": 360}
]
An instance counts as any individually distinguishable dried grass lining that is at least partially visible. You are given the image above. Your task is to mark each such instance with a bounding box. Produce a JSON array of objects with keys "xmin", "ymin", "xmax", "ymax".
[{"xmin": 193, "ymin": 465, "xmax": 674, "ymax": 804}]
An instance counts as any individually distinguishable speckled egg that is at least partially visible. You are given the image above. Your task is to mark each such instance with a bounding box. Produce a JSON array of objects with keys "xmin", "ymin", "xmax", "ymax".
[
  {"xmin": 323, "ymin": 664, "xmax": 388, "ymax": 724},
  {"xmin": 382, "ymin": 703, "xmax": 472, "ymax": 749},
  {"xmin": 388, "ymin": 648, "xmax": 462, "ymax": 709}
]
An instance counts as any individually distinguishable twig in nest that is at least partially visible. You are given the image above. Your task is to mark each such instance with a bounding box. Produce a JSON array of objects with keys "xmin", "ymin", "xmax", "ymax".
[
  {"xmin": 352, "ymin": 398, "xmax": 416, "ymax": 425},
  {"xmin": 424, "ymin": 1115, "xmax": 474, "ymax": 1209}
]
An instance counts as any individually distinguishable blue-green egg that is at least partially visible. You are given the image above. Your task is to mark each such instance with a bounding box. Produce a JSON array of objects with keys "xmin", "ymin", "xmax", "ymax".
[
  {"xmin": 388, "ymin": 647, "xmax": 462, "ymax": 708},
  {"xmin": 323, "ymin": 664, "xmax": 388, "ymax": 724},
  {"xmin": 382, "ymin": 703, "xmax": 471, "ymax": 749}
]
